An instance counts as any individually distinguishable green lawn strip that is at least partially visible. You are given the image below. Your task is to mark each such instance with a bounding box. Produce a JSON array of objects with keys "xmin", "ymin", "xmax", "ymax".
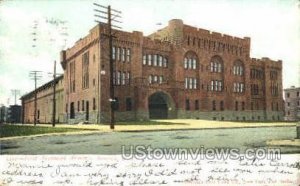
[{"xmin": 0, "ymin": 124, "xmax": 96, "ymax": 138}]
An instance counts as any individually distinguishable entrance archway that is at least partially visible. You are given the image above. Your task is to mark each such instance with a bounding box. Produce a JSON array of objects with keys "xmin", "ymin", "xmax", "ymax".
[{"xmin": 148, "ymin": 92, "xmax": 173, "ymax": 119}]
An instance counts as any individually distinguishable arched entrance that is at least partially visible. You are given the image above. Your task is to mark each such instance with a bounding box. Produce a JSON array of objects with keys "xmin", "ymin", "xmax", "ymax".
[{"xmin": 148, "ymin": 92, "xmax": 173, "ymax": 119}]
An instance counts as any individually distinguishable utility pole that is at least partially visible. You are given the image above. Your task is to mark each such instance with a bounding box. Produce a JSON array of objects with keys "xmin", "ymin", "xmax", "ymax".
[
  {"xmin": 52, "ymin": 61, "xmax": 57, "ymax": 127},
  {"xmin": 11, "ymin": 89, "xmax": 20, "ymax": 105},
  {"xmin": 93, "ymin": 3, "xmax": 122, "ymax": 130},
  {"xmin": 29, "ymin": 71, "xmax": 42, "ymax": 126}
]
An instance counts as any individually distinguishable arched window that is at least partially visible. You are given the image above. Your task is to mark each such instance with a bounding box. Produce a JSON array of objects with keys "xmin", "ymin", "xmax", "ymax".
[
  {"xmin": 210, "ymin": 56, "xmax": 223, "ymax": 73},
  {"xmin": 183, "ymin": 51, "xmax": 198, "ymax": 70},
  {"xmin": 233, "ymin": 60, "xmax": 244, "ymax": 75}
]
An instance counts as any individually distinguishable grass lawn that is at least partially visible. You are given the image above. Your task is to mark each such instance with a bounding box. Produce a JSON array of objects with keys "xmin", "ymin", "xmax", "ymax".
[{"xmin": 0, "ymin": 124, "xmax": 95, "ymax": 138}]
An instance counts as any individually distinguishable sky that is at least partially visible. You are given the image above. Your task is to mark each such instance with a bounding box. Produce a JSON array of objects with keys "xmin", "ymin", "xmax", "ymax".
[{"xmin": 0, "ymin": 0, "xmax": 299, "ymax": 106}]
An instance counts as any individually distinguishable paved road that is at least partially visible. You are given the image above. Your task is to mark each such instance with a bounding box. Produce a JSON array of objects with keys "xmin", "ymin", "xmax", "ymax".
[{"xmin": 1, "ymin": 126, "xmax": 298, "ymax": 154}]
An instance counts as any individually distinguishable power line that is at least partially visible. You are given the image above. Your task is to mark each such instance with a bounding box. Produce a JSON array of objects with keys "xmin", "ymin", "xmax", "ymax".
[
  {"xmin": 11, "ymin": 89, "xmax": 20, "ymax": 105},
  {"xmin": 29, "ymin": 71, "xmax": 42, "ymax": 126},
  {"xmin": 93, "ymin": 3, "xmax": 122, "ymax": 129}
]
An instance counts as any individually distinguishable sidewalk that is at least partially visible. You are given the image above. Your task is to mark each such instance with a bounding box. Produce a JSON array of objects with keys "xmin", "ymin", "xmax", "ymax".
[
  {"xmin": 266, "ymin": 139, "xmax": 300, "ymax": 147},
  {"xmin": 42, "ymin": 119, "xmax": 297, "ymax": 132},
  {"xmin": 1, "ymin": 119, "xmax": 296, "ymax": 140}
]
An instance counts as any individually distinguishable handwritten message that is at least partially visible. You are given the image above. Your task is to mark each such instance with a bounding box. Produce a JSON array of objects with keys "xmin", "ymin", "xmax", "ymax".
[{"xmin": 0, "ymin": 155, "xmax": 299, "ymax": 185}]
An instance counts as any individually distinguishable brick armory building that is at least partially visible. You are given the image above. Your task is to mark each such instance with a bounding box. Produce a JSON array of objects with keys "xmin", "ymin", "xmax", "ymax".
[
  {"xmin": 21, "ymin": 75, "xmax": 65, "ymax": 123},
  {"xmin": 60, "ymin": 19, "xmax": 283, "ymax": 123}
]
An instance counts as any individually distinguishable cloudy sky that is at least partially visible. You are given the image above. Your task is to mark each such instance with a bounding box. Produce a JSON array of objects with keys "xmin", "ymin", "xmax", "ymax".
[{"xmin": 0, "ymin": 0, "xmax": 299, "ymax": 106}]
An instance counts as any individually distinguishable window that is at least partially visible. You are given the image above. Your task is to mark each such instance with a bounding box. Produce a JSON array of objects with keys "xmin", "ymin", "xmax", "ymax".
[
  {"xmin": 195, "ymin": 100, "xmax": 199, "ymax": 110},
  {"xmin": 163, "ymin": 57, "xmax": 168, "ymax": 67},
  {"xmin": 210, "ymin": 57, "xmax": 222, "ymax": 73},
  {"xmin": 184, "ymin": 58, "xmax": 188, "ymax": 69},
  {"xmin": 184, "ymin": 52, "xmax": 198, "ymax": 70},
  {"xmin": 70, "ymin": 61, "xmax": 76, "ymax": 93},
  {"xmin": 117, "ymin": 47, "xmax": 120, "ymax": 61},
  {"xmin": 70, "ymin": 102, "xmax": 75, "ymax": 119},
  {"xmin": 185, "ymin": 77, "xmax": 198, "ymax": 89},
  {"xmin": 127, "ymin": 72, "xmax": 131, "ymax": 85},
  {"xmin": 297, "ymin": 92, "xmax": 299, "ymax": 97},
  {"xmin": 120, "ymin": 48, "xmax": 125, "ymax": 62},
  {"xmin": 287, "ymin": 102, "xmax": 290, "ymax": 107},
  {"xmin": 211, "ymin": 80, "xmax": 223, "ymax": 92},
  {"xmin": 82, "ymin": 100, "xmax": 84, "ymax": 111},
  {"xmin": 126, "ymin": 48, "xmax": 131, "ymax": 62},
  {"xmin": 153, "ymin": 54, "xmax": 157, "ymax": 66},
  {"xmin": 235, "ymin": 101, "xmax": 238, "ymax": 111},
  {"xmin": 220, "ymin": 101, "xmax": 224, "ymax": 111},
  {"xmin": 185, "ymin": 99, "xmax": 190, "ymax": 110},
  {"xmin": 143, "ymin": 55, "xmax": 147, "ymax": 65},
  {"xmin": 148, "ymin": 75, "xmax": 153, "ymax": 84},
  {"xmin": 114, "ymin": 97, "xmax": 119, "ymax": 111},
  {"xmin": 77, "ymin": 101, "xmax": 80, "ymax": 112},
  {"xmin": 286, "ymin": 93, "xmax": 290, "ymax": 98},
  {"xmin": 126, "ymin": 98, "xmax": 132, "ymax": 111},
  {"xmin": 234, "ymin": 82, "xmax": 245, "ymax": 93},
  {"xmin": 121, "ymin": 72, "xmax": 126, "ymax": 85},
  {"xmin": 242, "ymin": 102, "xmax": 245, "ymax": 110},
  {"xmin": 233, "ymin": 62, "xmax": 244, "ymax": 76},
  {"xmin": 93, "ymin": 98, "xmax": 96, "ymax": 110},
  {"xmin": 112, "ymin": 46, "xmax": 116, "ymax": 60},
  {"xmin": 251, "ymin": 84, "xmax": 259, "ymax": 95},
  {"xmin": 212, "ymin": 100, "xmax": 216, "ymax": 111},
  {"xmin": 159, "ymin": 76, "xmax": 163, "ymax": 84},
  {"xmin": 148, "ymin": 54, "xmax": 152, "ymax": 66},
  {"xmin": 82, "ymin": 51, "xmax": 89, "ymax": 89},
  {"xmin": 159, "ymin": 55, "xmax": 163, "ymax": 67},
  {"xmin": 117, "ymin": 71, "xmax": 121, "ymax": 85}
]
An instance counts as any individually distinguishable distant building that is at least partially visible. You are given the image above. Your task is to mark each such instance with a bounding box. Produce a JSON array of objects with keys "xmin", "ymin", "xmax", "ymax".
[
  {"xmin": 7, "ymin": 105, "xmax": 22, "ymax": 123},
  {"xmin": 0, "ymin": 105, "xmax": 8, "ymax": 124},
  {"xmin": 284, "ymin": 86, "xmax": 300, "ymax": 121},
  {"xmin": 20, "ymin": 75, "xmax": 65, "ymax": 124}
]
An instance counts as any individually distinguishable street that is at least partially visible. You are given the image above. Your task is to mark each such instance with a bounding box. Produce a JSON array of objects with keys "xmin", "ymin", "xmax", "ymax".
[{"xmin": 1, "ymin": 126, "xmax": 298, "ymax": 154}]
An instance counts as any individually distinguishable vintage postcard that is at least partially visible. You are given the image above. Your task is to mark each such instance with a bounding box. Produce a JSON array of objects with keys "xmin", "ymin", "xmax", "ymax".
[{"xmin": 0, "ymin": 0, "xmax": 299, "ymax": 185}]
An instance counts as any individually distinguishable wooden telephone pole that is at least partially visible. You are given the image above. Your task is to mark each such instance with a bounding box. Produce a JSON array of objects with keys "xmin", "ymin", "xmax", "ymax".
[{"xmin": 93, "ymin": 3, "xmax": 122, "ymax": 129}]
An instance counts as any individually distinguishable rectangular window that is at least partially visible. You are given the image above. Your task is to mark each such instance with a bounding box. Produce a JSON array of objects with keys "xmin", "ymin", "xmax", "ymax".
[
  {"xmin": 82, "ymin": 51, "xmax": 89, "ymax": 89},
  {"xmin": 185, "ymin": 78, "xmax": 188, "ymax": 89},
  {"xmin": 153, "ymin": 55, "xmax": 157, "ymax": 66},
  {"xmin": 70, "ymin": 102, "xmax": 75, "ymax": 119},
  {"xmin": 77, "ymin": 101, "xmax": 80, "ymax": 112},
  {"xmin": 143, "ymin": 55, "xmax": 147, "ymax": 65},
  {"xmin": 195, "ymin": 100, "xmax": 199, "ymax": 110},
  {"xmin": 121, "ymin": 48, "xmax": 125, "ymax": 62},
  {"xmin": 126, "ymin": 48, "xmax": 131, "ymax": 62},
  {"xmin": 189, "ymin": 78, "xmax": 193, "ymax": 89},
  {"xmin": 117, "ymin": 71, "xmax": 121, "ymax": 85},
  {"xmin": 185, "ymin": 99, "xmax": 190, "ymax": 110},
  {"xmin": 211, "ymin": 81, "xmax": 214, "ymax": 91},
  {"xmin": 148, "ymin": 54, "xmax": 152, "ymax": 66},
  {"xmin": 159, "ymin": 55, "xmax": 163, "ymax": 67},
  {"xmin": 193, "ymin": 78, "xmax": 197, "ymax": 89},
  {"xmin": 184, "ymin": 58, "xmax": 188, "ymax": 69},
  {"xmin": 220, "ymin": 101, "xmax": 224, "ymax": 111},
  {"xmin": 117, "ymin": 47, "xmax": 120, "ymax": 61},
  {"xmin": 93, "ymin": 98, "xmax": 96, "ymax": 110},
  {"xmin": 122, "ymin": 72, "xmax": 126, "ymax": 85},
  {"xmin": 159, "ymin": 76, "xmax": 163, "ymax": 84},
  {"xmin": 235, "ymin": 101, "xmax": 238, "ymax": 111},
  {"xmin": 192, "ymin": 59, "xmax": 196, "ymax": 69},
  {"xmin": 242, "ymin": 101, "xmax": 245, "ymax": 110},
  {"xmin": 70, "ymin": 61, "xmax": 76, "ymax": 93},
  {"xmin": 82, "ymin": 100, "xmax": 84, "ymax": 111},
  {"xmin": 126, "ymin": 98, "xmax": 132, "ymax": 111},
  {"xmin": 112, "ymin": 46, "xmax": 116, "ymax": 60},
  {"xmin": 163, "ymin": 57, "xmax": 168, "ymax": 67},
  {"xmin": 114, "ymin": 97, "xmax": 119, "ymax": 111},
  {"xmin": 212, "ymin": 100, "xmax": 216, "ymax": 111},
  {"xmin": 149, "ymin": 75, "xmax": 153, "ymax": 84},
  {"xmin": 127, "ymin": 72, "xmax": 131, "ymax": 85}
]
